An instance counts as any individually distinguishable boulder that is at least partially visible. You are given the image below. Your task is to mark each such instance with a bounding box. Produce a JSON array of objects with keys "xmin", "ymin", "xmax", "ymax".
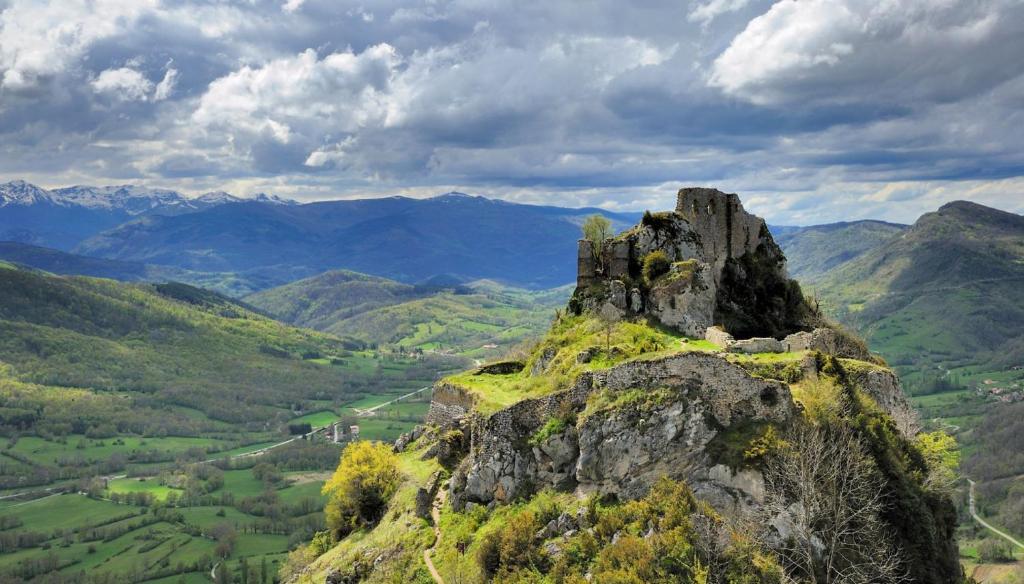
[{"xmin": 531, "ymin": 347, "xmax": 558, "ymax": 376}]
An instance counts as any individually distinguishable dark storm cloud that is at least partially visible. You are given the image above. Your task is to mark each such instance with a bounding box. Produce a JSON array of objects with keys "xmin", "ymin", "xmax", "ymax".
[{"xmin": 1, "ymin": 0, "xmax": 1023, "ymax": 224}]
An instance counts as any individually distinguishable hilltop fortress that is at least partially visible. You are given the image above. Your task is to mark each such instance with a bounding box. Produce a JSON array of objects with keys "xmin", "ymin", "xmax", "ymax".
[
  {"xmin": 573, "ymin": 187, "xmax": 815, "ymax": 340},
  {"xmin": 374, "ymin": 187, "xmax": 961, "ymax": 584}
]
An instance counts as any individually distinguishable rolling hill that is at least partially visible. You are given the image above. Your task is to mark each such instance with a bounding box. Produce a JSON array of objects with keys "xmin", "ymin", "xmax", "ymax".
[
  {"xmin": 0, "ymin": 265, "xmax": 368, "ymax": 432},
  {"xmin": 773, "ymin": 220, "xmax": 907, "ymax": 282},
  {"xmin": 245, "ymin": 270, "xmax": 570, "ymax": 358},
  {"xmin": 0, "ymin": 265, "xmax": 456, "ymax": 583},
  {"xmin": 810, "ymin": 201, "xmax": 1024, "ymax": 390},
  {"xmin": 75, "ymin": 193, "xmax": 638, "ymax": 289},
  {"xmin": 0, "ymin": 241, "xmax": 300, "ymax": 297}
]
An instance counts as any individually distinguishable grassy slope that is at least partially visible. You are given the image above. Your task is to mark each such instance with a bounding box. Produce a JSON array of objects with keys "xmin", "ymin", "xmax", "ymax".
[
  {"xmin": 246, "ymin": 270, "xmax": 570, "ymax": 358},
  {"xmin": 443, "ymin": 315, "xmax": 718, "ymax": 413},
  {"xmin": 0, "ymin": 267, "xmax": 362, "ymax": 430}
]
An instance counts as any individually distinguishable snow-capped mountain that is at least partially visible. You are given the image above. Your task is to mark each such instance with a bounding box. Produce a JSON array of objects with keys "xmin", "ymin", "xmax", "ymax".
[
  {"xmin": 195, "ymin": 191, "xmax": 243, "ymax": 206},
  {"xmin": 253, "ymin": 192, "xmax": 297, "ymax": 205},
  {"xmin": 51, "ymin": 185, "xmax": 199, "ymax": 215},
  {"xmin": 0, "ymin": 180, "xmax": 54, "ymax": 207},
  {"xmin": 0, "ymin": 180, "xmax": 297, "ymax": 250}
]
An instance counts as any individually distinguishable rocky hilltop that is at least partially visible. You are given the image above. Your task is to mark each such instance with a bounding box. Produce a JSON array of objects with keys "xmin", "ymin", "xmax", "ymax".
[{"xmin": 303, "ymin": 188, "xmax": 963, "ymax": 584}]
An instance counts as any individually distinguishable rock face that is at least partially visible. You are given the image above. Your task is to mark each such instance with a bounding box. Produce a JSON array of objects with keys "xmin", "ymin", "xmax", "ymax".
[
  {"xmin": 571, "ymin": 187, "xmax": 814, "ymax": 340},
  {"xmin": 448, "ymin": 352, "xmax": 794, "ymax": 511}
]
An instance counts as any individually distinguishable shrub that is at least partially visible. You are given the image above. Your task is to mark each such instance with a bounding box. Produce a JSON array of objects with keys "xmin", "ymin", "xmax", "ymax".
[
  {"xmin": 979, "ymin": 538, "xmax": 1014, "ymax": 563},
  {"xmin": 642, "ymin": 251, "xmax": 670, "ymax": 284},
  {"xmin": 477, "ymin": 509, "xmax": 545, "ymax": 577},
  {"xmin": 322, "ymin": 441, "xmax": 402, "ymax": 537}
]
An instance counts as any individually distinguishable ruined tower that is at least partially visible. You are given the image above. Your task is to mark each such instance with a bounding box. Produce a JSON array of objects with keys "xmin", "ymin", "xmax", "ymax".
[{"xmin": 570, "ymin": 187, "xmax": 811, "ymax": 339}]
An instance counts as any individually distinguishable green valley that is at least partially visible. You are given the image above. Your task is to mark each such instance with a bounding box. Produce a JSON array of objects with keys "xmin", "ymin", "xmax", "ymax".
[
  {"xmin": 246, "ymin": 271, "xmax": 570, "ymax": 359},
  {"xmin": 0, "ymin": 265, "xmax": 459, "ymax": 583}
]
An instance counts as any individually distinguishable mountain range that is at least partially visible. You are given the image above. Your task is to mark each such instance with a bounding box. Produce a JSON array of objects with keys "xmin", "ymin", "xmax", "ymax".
[
  {"xmin": 3, "ymin": 178, "xmax": 1022, "ymax": 376},
  {"xmin": 73, "ymin": 192, "xmax": 638, "ymax": 289},
  {"xmin": 0, "ymin": 180, "xmax": 293, "ymax": 251},
  {"xmin": 772, "ymin": 219, "xmax": 908, "ymax": 282}
]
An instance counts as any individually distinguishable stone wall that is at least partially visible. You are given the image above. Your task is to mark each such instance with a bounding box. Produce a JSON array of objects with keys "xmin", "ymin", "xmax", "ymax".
[
  {"xmin": 675, "ymin": 187, "xmax": 767, "ymax": 268},
  {"xmin": 704, "ymin": 326, "xmax": 735, "ymax": 348},
  {"xmin": 576, "ymin": 239, "xmax": 597, "ymax": 288},
  {"xmin": 425, "ymin": 383, "xmax": 476, "ymax": 426}
]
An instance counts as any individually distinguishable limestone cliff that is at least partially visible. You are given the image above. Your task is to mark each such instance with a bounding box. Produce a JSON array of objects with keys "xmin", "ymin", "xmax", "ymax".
[{"xmin": 449, "ymin": 352, "xmax": 793, "ymax": 511}]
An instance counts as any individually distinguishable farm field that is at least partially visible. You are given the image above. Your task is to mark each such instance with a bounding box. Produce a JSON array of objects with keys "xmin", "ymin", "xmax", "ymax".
[{"xmin": 0, "ymin": 459, "xmax": 333, "ymax": 583}]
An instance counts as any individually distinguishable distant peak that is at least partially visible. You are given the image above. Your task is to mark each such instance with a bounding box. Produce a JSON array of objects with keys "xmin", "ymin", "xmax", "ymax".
[
  {"xmin": 252, "ymin": 192, "xmax": 297, "ymax": 205},
  {"xmin": 434, "ymin": 192, "xmax": 477, "ymax": 200},
  {"xmin": 935, "ymin": 199, "xmax": 1023, "ymax": 221},
  {"xmin": 196, "ymin": 191, "xmax": 239, "ymax": 203},
  {"xmin": 938, "ymin": 200, "xmax": 986, "ymax": 212}
]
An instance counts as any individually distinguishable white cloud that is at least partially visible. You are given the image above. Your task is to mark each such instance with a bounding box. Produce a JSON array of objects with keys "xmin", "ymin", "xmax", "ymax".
[
  {"xmin": 0, "ymin": 0, "xmax": 158, "ymax": 92},
  {"xmin": 192, "ymin": 44, "xmax": 401, "ymax": 158},
  {"xmin": 91, "ymin": 67, "xmax": 154, "ymax": 101},
  {"xmin": 0, "ymin": 0, "xmax": 1022, "ymax": 226},
  {"xmin": 710, "ymin": 0, "xmax": 1024, "ymax": 105},
  {"xmin": 153, "ymin": 68, "xmax": 179, "ymax": 101},
  {"xmin": 688, "ymin": 0, "xmax": 753, "ymax": 26}
]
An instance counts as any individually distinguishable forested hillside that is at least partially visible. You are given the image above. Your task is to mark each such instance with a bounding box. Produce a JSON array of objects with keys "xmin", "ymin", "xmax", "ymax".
[
  {"xmin": 0, "ymin": 265, "xmax": 456, "ymax": 583},
  {"xmin": 247, "ymin": 271, "xmax": 570, "ymax": 358},
  {"xmin": 0, "ymin": 241, "xmax": 287, "ymax": 297}
]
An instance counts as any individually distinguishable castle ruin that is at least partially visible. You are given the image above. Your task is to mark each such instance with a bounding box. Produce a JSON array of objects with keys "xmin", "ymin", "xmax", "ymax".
[{"xmin": 571, "ymin": 187, "xmax": 814, "ymax": 340}]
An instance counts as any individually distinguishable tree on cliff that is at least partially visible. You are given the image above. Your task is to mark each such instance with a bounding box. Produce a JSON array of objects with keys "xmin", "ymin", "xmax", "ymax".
[
  {"xmin": 761, "ymin": 422, "xmax": 905, "ymax": 584},
  {"xmin": 582, "ymin": 215, "xmax": 612, "ymax": 262},
  {"xmin": 322, "ymin": 441, "xmax": 402, "ymax": 537}
]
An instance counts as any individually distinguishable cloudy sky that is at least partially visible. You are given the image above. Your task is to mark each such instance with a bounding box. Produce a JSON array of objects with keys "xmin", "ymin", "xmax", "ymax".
[{"xmin": 1, "ymin": 0, "xmax": 1023, "ymax": 224}]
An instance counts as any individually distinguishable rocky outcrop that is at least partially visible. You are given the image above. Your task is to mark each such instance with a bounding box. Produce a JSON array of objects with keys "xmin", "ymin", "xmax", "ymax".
[
  {"xmin": 845, "ymin": 362, "xmax": 918, "ymax": 435},
  {"xmin": 570, "ymin": 187, "xmax": 815, "ymax": 340},
  {"xmin": 449, "ymin": 352, "xmax": 794, "ymax": 512}
]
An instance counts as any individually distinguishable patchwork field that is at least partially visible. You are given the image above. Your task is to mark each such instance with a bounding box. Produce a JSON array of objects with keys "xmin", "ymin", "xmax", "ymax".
[{"xmin": 0, "ymin": 458, "xmax": 331, "ymax": 582}]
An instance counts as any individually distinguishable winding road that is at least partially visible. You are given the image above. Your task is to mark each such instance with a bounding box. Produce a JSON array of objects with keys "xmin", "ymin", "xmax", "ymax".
[
  {"xmin": 351, "ymin": 386, "xmax": 431, "ymax": 417},
  {"xmin": 967, "ymin": 478, "xmax": 1024, "ymax": 551}
]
